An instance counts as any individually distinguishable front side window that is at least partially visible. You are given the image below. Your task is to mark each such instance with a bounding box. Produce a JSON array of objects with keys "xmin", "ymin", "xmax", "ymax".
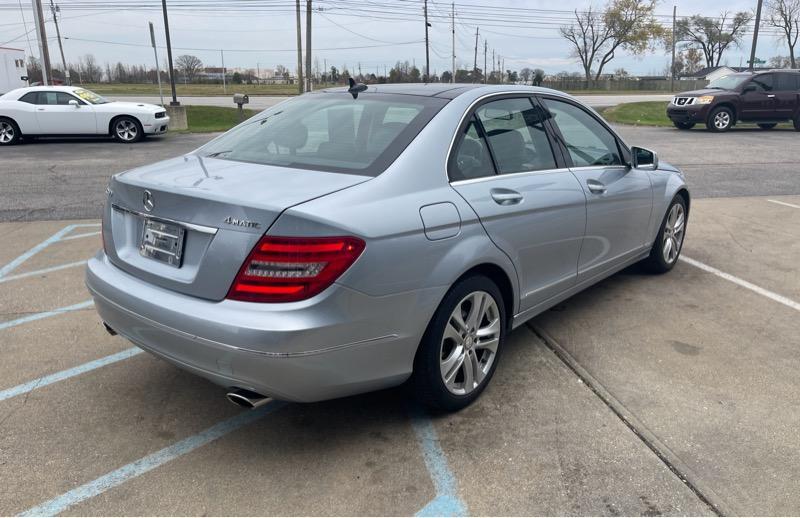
[
  {"xmin": 542, "ymin": 98, "xmax": 623, "ymax": 167},
  {"xmin": 199, "ymin": 93, "xmax": 447, "ymax": 176},
  {"xmin": 475, "ymin": 97, "xmax": 557, "ymax": 175},
  {"xmin": 748, "ymin": 74, "xmax": 774, "ymax": 92},
  {"xmin": 35, "ymin": 92, "xmax": 80, "ymax": 105}
]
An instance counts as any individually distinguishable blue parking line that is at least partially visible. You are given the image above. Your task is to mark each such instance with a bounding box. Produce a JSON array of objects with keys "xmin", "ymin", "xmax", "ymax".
[
  {"xmin": 0, "ymin": 348, "xmax": 143, "ymax": 402},
  {"xmin": 0, "ymin": 300, "xmax": 94, "ymax": 331},
  {"xmin": 410, "ymin": 411, "xmax": 468, "ymax": 517},
  {"xmin": 19, "ymin": 401, "xmax": 286, "ymax": 517},
  {"xmin": 0, "ymin": 261, "xmax": 87, "ymax": 284},
  {"xmin": 0, "ymin": 225, "xmax": 77, "ymax": 280}
]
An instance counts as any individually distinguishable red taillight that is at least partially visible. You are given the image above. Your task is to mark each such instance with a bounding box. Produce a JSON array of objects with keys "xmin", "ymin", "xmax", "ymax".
[{"xmin": 227, "ymin": 236, "xmax": 366, "ymax": 303}]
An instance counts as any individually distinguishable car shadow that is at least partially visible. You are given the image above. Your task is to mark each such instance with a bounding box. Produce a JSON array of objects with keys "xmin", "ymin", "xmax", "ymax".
[{"xmin": 21, "ymin": 135, "xmax": 168, "ymax": 145}]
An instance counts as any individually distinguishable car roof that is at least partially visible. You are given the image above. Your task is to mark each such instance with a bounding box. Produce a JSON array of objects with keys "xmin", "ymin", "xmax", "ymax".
[{"xmin": 316, "ymin": 83, "xmax": 567, "ymax": 100}]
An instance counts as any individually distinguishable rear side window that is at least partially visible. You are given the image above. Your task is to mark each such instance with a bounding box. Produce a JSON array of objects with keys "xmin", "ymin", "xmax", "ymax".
[
  {"xmin": 749, "ymin": 74, "xmax": 774, "ymax": 92},
  {"xmin": 475, "ymin": 98, "xmax": 557, "ymax": 175},
  {"xmin": 450, "ymin": 117, "xmax": 496, "ymax": 181},
  {"xmin": 776, "ymin": 73, "xmax": 800, "ymax": 91},
  {"xmin": 19, "ymin": 92, "xmax": 38, "ymax": 104},
  {"xmin": 199, "ymin": 93, "xmax": 447, "ymax": 177},
  {"xmin": 542, "ymin": 98, "xmax": 623, "ymax": 167}
]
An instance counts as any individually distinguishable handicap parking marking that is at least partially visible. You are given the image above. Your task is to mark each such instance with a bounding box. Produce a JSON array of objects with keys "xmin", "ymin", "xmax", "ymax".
[
  {"xmin": 680, "ymin": 256, "xmax": 800, "ymax": 312},
  {"xmin": 0, "ymin": 347, "xmax": 142, "ymax": 403},
  {"xmin": 0, "ymin": 300, "xmax": 94, "ymax": 331},
  {"xmin": 767, "ymin": 199, "xmax": 800, "ymax": 210},
  {"xmin": 0, "ymin": 260, "xmax": 87, "ymax": 284},
  {"xmin": 19, "ymin": 401, "xmax": 287, "ymax": 517}
]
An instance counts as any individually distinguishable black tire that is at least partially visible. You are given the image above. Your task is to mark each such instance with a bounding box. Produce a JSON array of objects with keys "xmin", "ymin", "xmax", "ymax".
[
  {"xmin": 673, "ymin": 121, "xmax": 695, "ymax": 130},
  {"xmin": 641, "ymin": 195, "xmax": 688, "ymax": 274},
  {"xmin": 111, "ymin": 116, "xmax": 144, "ymax": 143},
  {"xmin": 0, "ymin": 117, "xmax": 21, "ymax": 146},
  {"xmin": 758, "ymin": 123, "xmax": 777, "ymax": 130},
  {"xmin": 411, "ymin": 275, "xmax": 506, "ymax": 412},
  {"xmin": 706, "ymin": 106, "xmax": 734, "ymax": 132}
]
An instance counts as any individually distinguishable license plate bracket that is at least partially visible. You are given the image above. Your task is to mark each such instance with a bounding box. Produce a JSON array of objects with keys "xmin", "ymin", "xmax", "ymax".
[{"xmin": 139, "ymin": 218, "xmax": 186, "ymax": 268}]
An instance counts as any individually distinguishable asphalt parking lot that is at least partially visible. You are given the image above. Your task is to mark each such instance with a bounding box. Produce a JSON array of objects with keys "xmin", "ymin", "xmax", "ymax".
[{"xmin": 1, "ymin": 126, "xmax": 799, "ymax": 515}]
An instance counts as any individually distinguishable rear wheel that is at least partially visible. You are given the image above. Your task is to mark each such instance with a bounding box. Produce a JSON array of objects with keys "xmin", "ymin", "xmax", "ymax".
[
  {"xmin": 112, "ymin": 116, "xmax": 143, "ymax": 143},
  {"xmin": 758, "ymin": 123, "xmax": 777, "ymax": 130},
  {"xmin": 412, "ymin": 275, "xmax": 506, "ymax": 411},
  {"xmin": 706, "ymin": 106, "xmax": 733, "ymax": 132},
  {"xmin": 642, "ymin": 195, "xmax": 687, "ymax": 274},
  {"xmin": 0, "ymin": 118, "xmax": 21, "ymax": 146},
  {"xmin": 673, "ymin": 121, "xmax": 695, "ymax": 130}
]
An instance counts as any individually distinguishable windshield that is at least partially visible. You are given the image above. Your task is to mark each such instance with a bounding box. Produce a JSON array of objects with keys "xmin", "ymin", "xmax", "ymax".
[
  {"xmin": 706, "ymin": 74, "xmax": 750, "ymax": 90},
  {"xmin": 198, "ymin": 93, "xmax": 448, "ymax": 176},
  {"xmin": 72, "ymin": 88, "xmax": 110, "ymax": 104}
]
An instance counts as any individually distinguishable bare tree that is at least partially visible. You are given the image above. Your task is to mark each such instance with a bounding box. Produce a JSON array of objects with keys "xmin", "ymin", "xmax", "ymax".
[
  {"xmin": 675, "ymin": 12, "xmax": 752, "ymax": 68},
  {"xmin": 767, "ymin": 0, "xmax": 800, "ymax": 68},
  {"xmin": 533, "ymin": 68, "xmax": 546, "ymax": 86},
  {"xmin": 520, "ymin": 67, "xmax": 533, "ymax": 85},
  {"xmin": 176, "ymin": 54, "xmax": 203, "ymax": 82},
  {"xmin": 79, "ymin": 54, "xmax": 101, "ymax": 83},
  {"xmin": 560, "ymin": 0, "xmax": 662, "ymax": 84}
]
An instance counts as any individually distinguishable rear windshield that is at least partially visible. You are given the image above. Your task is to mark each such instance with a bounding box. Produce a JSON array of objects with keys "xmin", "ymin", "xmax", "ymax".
[{"xmin": 199, "ymin": 93, "xmax": 448, "ymax": 176}]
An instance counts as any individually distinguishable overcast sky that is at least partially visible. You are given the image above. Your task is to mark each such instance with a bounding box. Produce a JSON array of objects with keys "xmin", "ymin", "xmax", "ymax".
[{"xmin": 0, "ymin": 0, "xmax": 787, "ymax": 76}]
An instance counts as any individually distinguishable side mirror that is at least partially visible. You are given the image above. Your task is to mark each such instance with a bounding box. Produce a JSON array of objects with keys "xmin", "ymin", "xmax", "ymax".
[
  {"xmin": 69, "ymin": 99, "xmax": 80, "ymax": 108},
  {"xmin": 631, "ymin": 146, "xmax": 658, "ymax": 171}
]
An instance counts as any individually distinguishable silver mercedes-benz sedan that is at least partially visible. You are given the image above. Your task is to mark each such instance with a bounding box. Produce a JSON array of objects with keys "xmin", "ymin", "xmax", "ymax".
[{"xmin": 86, "ymin": 84, "xmax": 689, "ymax": 411}]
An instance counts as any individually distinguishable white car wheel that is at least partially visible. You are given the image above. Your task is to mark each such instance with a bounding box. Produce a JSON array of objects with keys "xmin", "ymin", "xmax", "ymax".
[{"xmin": 113, "ymin": 117, "xmax": 143, "ymax": 143}]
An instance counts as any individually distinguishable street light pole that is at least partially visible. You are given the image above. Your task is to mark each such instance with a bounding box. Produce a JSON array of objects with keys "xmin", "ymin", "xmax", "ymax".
[
  {"xmin": 749, "ymin": 0, "xmax": 764, "ymax": 71},
  {"xmin": 670, "ymin": 5, "xmax": 676, "ymax": 91},
  {"xmin": 161, "ymin": 0, "xmax": 179, "ymax": 105}
]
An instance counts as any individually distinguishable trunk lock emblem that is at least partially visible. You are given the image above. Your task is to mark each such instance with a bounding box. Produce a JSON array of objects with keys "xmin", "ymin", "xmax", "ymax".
[{"xmin": 143, "ymin": 190, "xmax": 154, "ymax": 212}]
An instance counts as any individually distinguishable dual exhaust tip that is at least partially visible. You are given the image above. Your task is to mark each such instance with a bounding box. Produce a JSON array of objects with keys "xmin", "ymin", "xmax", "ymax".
[{"xmin": 226, "ymin": 388, "xmax": 272, "ymax": 409}]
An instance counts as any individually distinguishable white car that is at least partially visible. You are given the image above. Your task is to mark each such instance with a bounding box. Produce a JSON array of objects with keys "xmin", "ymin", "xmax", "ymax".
[{"xmin": 0, "ymin": 86, "xmax": 169, "ymax": 145}]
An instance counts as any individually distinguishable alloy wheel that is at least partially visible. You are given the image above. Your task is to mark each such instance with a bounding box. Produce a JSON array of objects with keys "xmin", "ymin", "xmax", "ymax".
[
  {"xmin": 713, "ymin": 111, "xmax": 731, "ymax": 130},
  {"xmin": 115, "ymin": 119, "xmax": 138, "ymax": 141},
  {"xmin": 662, "ymin": 203, "xmax": 685, "ymax": 264},
  {"xmin": 440, "ymin": 290, "xmax": 501, "ymax": 395},
  {"xmin": 0, "ymin": 121, "xmax": 14, "ymax": 143}
]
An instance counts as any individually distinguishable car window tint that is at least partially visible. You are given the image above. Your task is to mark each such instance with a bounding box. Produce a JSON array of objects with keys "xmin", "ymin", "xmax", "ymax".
[
  {"xmin": 542, "ymin": 98, "xmax": 623, "ymax": 167},
  {"xmin": 476, "ymin": 97, "xmax": 557, "ymax": 175},
  {"xmin": 776, "ymin": 73, "xmax": 800, "ymax": 91},
  {"xmin": 19, "ymin": 92, "xmax": 38, "ymax": 104},
  {"xmin": 39, "ymin": 92, "xmax": 59, "ymax": 105},
  {"xmin": 56, "ymin": 93, "xmax": 78, "ymax": 105},
  {"xmin": 449, "ymin": 116, "xmax": 496, "ymax": 181},
  {"xmin": 749, "ymin": 74, "xmax": 773, "ymax": 92}
]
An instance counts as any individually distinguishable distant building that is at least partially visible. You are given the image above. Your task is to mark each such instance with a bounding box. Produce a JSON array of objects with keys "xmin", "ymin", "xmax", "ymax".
[{"xmin": 0, "ymin": 47, "xmax": 27, "ymax": 94}]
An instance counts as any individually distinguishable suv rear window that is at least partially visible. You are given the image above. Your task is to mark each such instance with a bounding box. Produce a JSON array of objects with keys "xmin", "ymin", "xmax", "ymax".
[{"xmin": 199, "ymin": 93, "xmax": 448, "ymax": 176}]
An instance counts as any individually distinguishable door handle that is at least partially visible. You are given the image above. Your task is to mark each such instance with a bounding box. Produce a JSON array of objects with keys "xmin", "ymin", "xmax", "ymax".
[
  {"xmin": 586, "ymin": 179, "xmax": 607, "ymax": 194},
  {"xmin": 767, "ymin": 94, "xmax": 776, "ymax": 98},
  {"xmin": 36, "ymin": 108, "xmax": 45, "ymax": 111},
  {"xmin": 490, "ymin": 188, "xmax": 523, "ymax": 205}
]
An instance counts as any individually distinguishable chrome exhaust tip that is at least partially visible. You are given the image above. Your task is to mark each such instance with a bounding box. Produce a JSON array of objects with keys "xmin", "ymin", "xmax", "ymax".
[{"xmin": 226, "ymin": 388, "xmax": 272, "ymax": 410}]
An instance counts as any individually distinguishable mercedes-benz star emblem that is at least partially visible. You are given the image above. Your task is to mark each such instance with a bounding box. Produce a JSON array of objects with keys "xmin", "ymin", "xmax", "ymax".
[{"xmin": 143, "ymin": 190, "xmax": 154, "ymax": 212}]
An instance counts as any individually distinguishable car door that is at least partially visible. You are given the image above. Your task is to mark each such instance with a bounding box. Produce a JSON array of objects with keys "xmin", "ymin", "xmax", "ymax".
[
  {"xmin": 740, "ymin": 74, "xmax": 776, "ymax": 121},
  {"xmin": 539, "ymin": 96, "xmax": 653, "ymax": 282},
  {"xmin": 33, "ymin": 91, "xmax": 97, "ymax": 134},
  {"xmin": 449, "ymin": 96, "xmax": 586, "ymax": 312},
  {"xmin": 774, "ymin": 73, "xmax": 800, "ymax": 121}
]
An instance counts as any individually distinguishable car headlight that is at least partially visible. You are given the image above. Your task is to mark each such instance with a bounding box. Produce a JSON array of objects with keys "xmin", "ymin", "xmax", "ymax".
[{"xmin": 695, "ymin": 96, "xmax": 714, "ymax": 105}]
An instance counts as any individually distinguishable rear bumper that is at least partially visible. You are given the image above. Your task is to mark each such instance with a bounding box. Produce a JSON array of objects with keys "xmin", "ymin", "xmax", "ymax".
[
  {"xmin": 666, "ymin": 104, "xmax": 710, "ymax": 124},
  {"xmin": 86, "ymin": 252, "xmax": 445, "ymax": 402}
]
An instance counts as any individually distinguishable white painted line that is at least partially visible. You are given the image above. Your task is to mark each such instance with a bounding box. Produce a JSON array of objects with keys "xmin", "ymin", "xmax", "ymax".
[
  {"xmin": 60, "ymin": 231, "xmax": 101, "ymax": 241},
  {"xmin": 680, "ymin": 256, "xmax": 800, "ymax": 312},
  {"xmin": 0, "ymin": 225, "xmax": 77, "ymax": 280},
  {"xmin": 767, "ymin": 199, "xmax": 800, "ymax": 209},
  {"xmin": 0, "ymin": 300, "xmax": 94, "ymax": 331},
  {"xmin": 0, "ymin": 348, "xmax": 143, "ymax": 402},
  {"xmin": 19, "ymin": 401, "xmax": 286, "ymax": 516},
  {"xmin": 0, "ymin": 261, "xmax": 86, "ymax": 284}
]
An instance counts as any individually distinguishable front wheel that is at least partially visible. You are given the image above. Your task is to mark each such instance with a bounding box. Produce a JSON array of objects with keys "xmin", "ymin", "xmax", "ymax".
[
  {"xmin": 673, "ymin": 121, "xmax": 695, "ymax": 130},
  {"xmin": 112, "ymin": 116, "xmax": 143, "ymax": 143},
  {"xmin": 0, "ymin": 118, "xmax": 21, "ymax": 146},
  {"xmin": 758, "ymin": 123, "xmax": 777, "ymax": 130},
  {"xmin": 412, "ymin": 275, "xmax": 506, "ymax": 411},
  {"xmin": 706, "ymin": 106, "xmax": 734, "ymax": 132},
  {"xmin": 641, "ymin": 195, "xmax": 687, "ymax": 274}
]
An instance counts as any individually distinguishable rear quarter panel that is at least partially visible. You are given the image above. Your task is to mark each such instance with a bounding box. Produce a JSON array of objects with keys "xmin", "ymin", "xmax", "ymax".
[{"xmin": 1, "ymin": 100, "xmax": 39, "ymax": 133}]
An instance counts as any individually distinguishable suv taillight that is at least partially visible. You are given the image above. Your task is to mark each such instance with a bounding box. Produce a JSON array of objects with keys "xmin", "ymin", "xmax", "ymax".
[{"xmin": 227, "ymin": 236, "xmax": 366, "ymax": 303}]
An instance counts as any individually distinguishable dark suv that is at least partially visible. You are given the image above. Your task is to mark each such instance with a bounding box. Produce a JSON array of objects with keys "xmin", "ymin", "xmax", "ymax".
[{"xmin": 667, "ymin": 70, "xmax": 800, "ymax": 132}]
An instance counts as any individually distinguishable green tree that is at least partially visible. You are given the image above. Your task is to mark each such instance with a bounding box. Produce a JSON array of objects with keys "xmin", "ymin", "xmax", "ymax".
[
  {"xmin": 674, "ymin": 12, "xmax": 752, "ymax": 68},
  {"xmin": 560, "ymin": 0, "xmax": 663, "ymax": 84},
  {"xmin": 533, "ymin": 68, "xmax": 546, "ymax": 86},
  {"xmin": 232, "ymin": 72, "xmax": 242, "ymax": 84}
]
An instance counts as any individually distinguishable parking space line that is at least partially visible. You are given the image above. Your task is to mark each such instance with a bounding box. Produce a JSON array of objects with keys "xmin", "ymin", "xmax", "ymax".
[
  {"xmin": 410, "ymin": 411, "xmax": 468, "ymax": 517},
  {"xmin": 0, "ymin": 225, "xmax": 78, "ymax": 280},
  {"xmin": 60, "ymin": 231, "xmax": 101, "ymax": 241},
  {"xmin": 680, "ymin": 256, "xmax": 800, "ymax": 312},
  {"xmin": 0, "ymin": 261, "xmax": 87, "ymax": 284},
  {"xmin": 767, "ymin": 199, "xmax": 800, "ymax": 209},
  {"xmin": 0, "ymin": 348, "xmax": 142, "ymax": 402},
  {"xmin": 0, "ymin": 300, "xmax": 94, "ymax": 331},
  {"xmin": 19, "ymin": 401, "xmax": 287, "ymax": 517}
]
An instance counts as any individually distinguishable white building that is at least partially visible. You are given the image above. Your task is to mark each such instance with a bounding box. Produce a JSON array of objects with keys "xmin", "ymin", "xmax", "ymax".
[{"xmin": 0, "ymin": 47, "xmax": 27, "ymax": 94}]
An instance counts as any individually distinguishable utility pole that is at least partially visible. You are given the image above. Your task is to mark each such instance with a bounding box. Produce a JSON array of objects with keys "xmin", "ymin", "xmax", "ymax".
[
  {"xmin": 31, "ymin": 0, "xmax": 52, "ymax": 85},
  {"xmin": 49, "ymin": 0, "xmax": 69, "ymax": 85},
  {"xmin": 149, "ymin": 22, "xmax": 164, "ymax": 106},
  {"xmin": 220, "ymin": 49, "xmax": 226, "ymax": 94},
  {"xmin": 483, "ymin": 40, "xmax": 487, "ymax": 84},
  {"xmin": 670, "ymin": 5, "xmax": 676, "ymax": 91},
  {"xmin": 424, "ymin": 0, "xmax": 430, "ymax": 81},
  {"xmin": 749, "ymin": 0, "xmax": 763, "ymax": 71},
  {"xmin": 450, "ymin": 2, "xmax": 455, "ymax": 83},
  {"xmin": 306, "ymin": 0, "xmax": 312, "ymax": 92},
  {"xmin": 161, "ymin": 0, "xmax": 179, "ymax": 106},
  {"xmin": 295, "ymin": 0, "xmax": 304, "ymax": 93},
  {"xmin": 473, "ymin": 27, "xmax": 479, "ymax": 80}
]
